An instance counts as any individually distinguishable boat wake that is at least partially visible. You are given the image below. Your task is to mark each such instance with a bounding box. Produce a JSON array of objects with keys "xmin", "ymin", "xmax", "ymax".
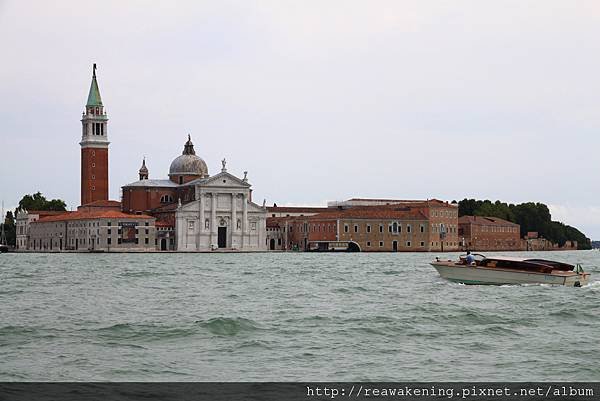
[{"xmin": 582, "ymin": 280, "xmax": 600, "ymax": 290}]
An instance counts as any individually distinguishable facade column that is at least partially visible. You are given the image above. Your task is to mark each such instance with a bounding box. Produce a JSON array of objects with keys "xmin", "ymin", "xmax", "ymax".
[
  {"xmin": 231, "ymin": 193, "xmax": 237, "ymax": 232},
  {"xmin": 231, "ymin": 193, "xmax": 237, "ymax": 249},
  {"xmin": 211, "ymin": 192, "xmax": 217, "ymax": 248},
  {"xmin": 197, "ymin": 191, "xmax": 204, "ymax": 250},
  {"xmin": 242, "ymin": 193, "xmax": 248, "ymax": 248},
  {"xmin": 176, "ymin": 213, "xmax": 185, "ymax": 250}
]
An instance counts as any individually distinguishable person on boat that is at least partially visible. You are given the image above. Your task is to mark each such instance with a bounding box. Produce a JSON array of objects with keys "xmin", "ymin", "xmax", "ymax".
[{"xmin": 465, "ymin": 251, "xmax": 475, "ymax": 265}]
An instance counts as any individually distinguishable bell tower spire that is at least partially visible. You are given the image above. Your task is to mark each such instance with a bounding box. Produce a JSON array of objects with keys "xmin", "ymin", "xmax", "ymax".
[{"xmin": 80, "ymin": 63, "xmax": 110, "ymax": 205}]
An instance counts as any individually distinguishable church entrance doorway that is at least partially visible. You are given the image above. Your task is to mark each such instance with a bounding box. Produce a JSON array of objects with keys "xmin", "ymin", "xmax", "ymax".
[
  {"xmin": 160, "ymin": 239, "xmax": 167, "ymax": 251},
  {"xmin": 218, "ymin": 227, "xmax": 227, "ymax": 248},
  {"xmin": 269, "ymin": 238, "xmax": 275, "ymax": 250}
]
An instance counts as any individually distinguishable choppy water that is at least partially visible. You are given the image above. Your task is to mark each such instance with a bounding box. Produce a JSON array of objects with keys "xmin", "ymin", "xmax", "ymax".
[{"xmin": 0, "ymin": 251, "xmax": 599, "ymax": 381}]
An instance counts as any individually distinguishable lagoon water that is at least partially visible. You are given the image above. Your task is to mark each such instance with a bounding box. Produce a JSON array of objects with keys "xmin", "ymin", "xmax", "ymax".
[{"xmin": 1, "ymin": 251, "xmax": 599, "ymax": 381}]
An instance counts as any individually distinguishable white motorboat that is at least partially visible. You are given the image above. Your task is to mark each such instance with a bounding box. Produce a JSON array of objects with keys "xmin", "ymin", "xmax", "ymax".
[{"xmin": 431, "ymin": 254, "xmax": 590, "ymax": 287}]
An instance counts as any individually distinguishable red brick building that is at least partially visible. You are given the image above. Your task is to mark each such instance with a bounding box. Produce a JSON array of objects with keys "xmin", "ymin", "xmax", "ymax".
[
  {"xmin": 119, "ymin": 136, "xmax": 211, "ymax": 250},
  {"xmin": 265, "ymin": 198, "xmax": 460, "ymax": 252},
  {"xmin": 327, "ymin": 198, "xmax": 460, "ymax": 251},
  {"xmin": 121, "ymin": 136, "xmax": 206, "ymax": 216},
  {"xmin": 458, "ymin": 215, "xmax": 521, "ymax": 251}
]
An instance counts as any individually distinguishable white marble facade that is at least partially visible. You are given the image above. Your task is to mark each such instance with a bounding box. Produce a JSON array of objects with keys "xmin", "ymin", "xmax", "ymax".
[{"xmin": 175, "ymin": 169, "xmax": 267, "ymax": 251}]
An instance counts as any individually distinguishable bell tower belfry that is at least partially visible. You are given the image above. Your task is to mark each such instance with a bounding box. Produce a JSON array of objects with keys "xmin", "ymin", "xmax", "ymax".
[{"xmin": 80, "ymin": 64, "xmax": 110, "ymax": 205}]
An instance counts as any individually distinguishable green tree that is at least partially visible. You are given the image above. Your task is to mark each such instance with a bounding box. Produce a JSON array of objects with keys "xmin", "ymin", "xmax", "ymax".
[
  {"xmin": 16, "ymin": 192, "xmax": 67, "ymax": 213},
  {"xmin": 2, "ymin": 211, "xmax": 16, "ymax": 246},
  {"xmin": 458, "ymin": 199, "xmax": 481, "ymax": 216},
  {"xmin": 458, "ymin": 198, "xmax": 591, "ymax": 250},
  {"xmin": 6, "ymin": 192, "xmax": 68, "ymax": 248}
]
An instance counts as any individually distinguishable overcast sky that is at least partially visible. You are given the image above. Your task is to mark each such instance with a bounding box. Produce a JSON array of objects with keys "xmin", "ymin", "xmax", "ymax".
[{"xmin": 1, "ymin": 1, "xmax": 599, "ymax": 237}]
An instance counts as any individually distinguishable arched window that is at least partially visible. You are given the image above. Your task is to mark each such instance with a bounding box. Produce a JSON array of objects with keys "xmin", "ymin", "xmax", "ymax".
[
  {"xmin": 392, "ymin": 222, "xmax": 398, "ymax": 233},
  {"xmin": 205, "ymin": 219, "xmax": 210, "ymax": 229},
  {"xmin": 160, "ymin": 194, "xmax": 174, "ymax": 203}
]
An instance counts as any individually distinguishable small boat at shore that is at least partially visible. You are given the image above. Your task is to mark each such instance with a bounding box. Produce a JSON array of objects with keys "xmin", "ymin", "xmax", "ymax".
[{"xmin": 431, "ymin": 254, "xmax": 590, "ymax": 287}]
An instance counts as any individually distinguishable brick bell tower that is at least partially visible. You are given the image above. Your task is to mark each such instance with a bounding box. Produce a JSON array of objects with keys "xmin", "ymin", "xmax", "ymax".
[{"xmin": 80, "ymin": 64, "xmax": 109, "ymax": 206}]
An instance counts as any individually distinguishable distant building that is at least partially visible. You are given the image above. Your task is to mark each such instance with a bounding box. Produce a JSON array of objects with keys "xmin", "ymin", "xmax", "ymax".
[
  {"xmin": 523, "ymin": 236, "xmax": 577, "ymax": 251},
  {"xmin": 120, "ymin": 139, "xmax": 202, "ymax": 250},
  {"xmin": 266, "ymin": 217, "xmax": 285, "ymax": 250},
  {"xmin": 174, "ymin": 162, "xmax": 267, "ymax": 251},
  {"xmin": 122, "ymin": 137, "xmax": 267, "ymax": 251},
  {"xmin": 266, "ymin": 198, "xmax": 460, "ymax": 252},
  {"xmin": 458, "ymin": 215, "xmax": 521, "ymax": 251},
  {"xmin": 329, "ymin": 198, "xmax": 460, "ymax": 252},
  {"xmin": 266, "ymin": 206, "xmax": 330, "ymax": 250},
  {"xmin": 286, "ymin": 208, "xmax": 430, "ymax": 252},
  {"xmin": 267, "ymin": 206, "xmax": 331, "ymax": 218},
  {"xmin": 28, "ymin": 207, "xmax": 155, "ymax": 252},
  {"xmin": 16, "ymin": 210, "xmax": 68, "ymax": 250}
]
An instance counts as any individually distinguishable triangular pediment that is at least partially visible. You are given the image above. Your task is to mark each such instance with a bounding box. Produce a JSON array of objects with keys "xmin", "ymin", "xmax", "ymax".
[{"xmin": 199, "ymin": 171, "xmax": 251, "ymax": 188}]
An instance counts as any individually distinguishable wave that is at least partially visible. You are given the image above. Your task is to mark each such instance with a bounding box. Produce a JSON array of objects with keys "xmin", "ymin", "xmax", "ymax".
[
  {"xmin": 332, "ymin": 286, "xmax": 369, "ymax": 293},
  {"xmin": 480, "ymin": 325, "xmax": 519, "ymax": 335},
  {"xmin": 0, "ymin": 325, "xmax": 38, "ymax": 336},
  {"xmin": 582, "ymin": 280, "xmax": 600, "ymax": 290},
  {"xmin": 382, "ymin": 270, "xmax": 401, "ymax": 275},
  {"xmin": 232, "ymin": 339, "xmax": 273, "ymax": 350},
  {"xmin": 196, "ymin": 317, "xmax": 262, "ymax": 336},
  {"xmin": 118, "ymin": 271, "xmax": 169, "ymax": 278},
  {"xmin": 95, "ymin": 323, "xmax": 197, "ymax": 341}
]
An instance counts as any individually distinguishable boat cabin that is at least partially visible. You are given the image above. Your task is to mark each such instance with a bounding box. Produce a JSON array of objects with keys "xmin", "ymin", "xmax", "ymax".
[{"xmin": 477, "ymin": 256, "xmax": 574, "ymax": 274}]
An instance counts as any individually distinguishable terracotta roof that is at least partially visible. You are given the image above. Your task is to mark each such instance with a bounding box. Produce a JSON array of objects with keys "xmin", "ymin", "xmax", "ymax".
[
  {"xmin": 338, "ymin": 198, "xmax": 457, "ymax": 208},
  {"xmin": 347, "ymin": 198, "xmax": 427, "ymax": 203},
  {"xmin": 458, "ymin": 215, "xmax": 518, "ymax": 226},
  {"xmin": 25, "ymin": 210, "xmax": 68, "ymax": 217},
  {"xmin": 267, "ymin": 206, "xmax": 330, "ymax": 213},
  {"xmin": 80, "ymin": 200, "xmax": 121, "ymax": 207},
  {"xmin": 151, "ymin": 203, "xmax": 178, "ymax": 212},
  {"xmin": 36, "ymin": 210, "xmax": 154, "ymax": 223},
  {"xmin": 309, "ymin": 209, "xmax": 428, "ymax": 221}
]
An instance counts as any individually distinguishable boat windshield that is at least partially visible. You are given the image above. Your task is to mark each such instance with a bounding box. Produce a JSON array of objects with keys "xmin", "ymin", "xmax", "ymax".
[{"xmin": 524, "ymin": 259, "xmax": 574, "ymax": 271}]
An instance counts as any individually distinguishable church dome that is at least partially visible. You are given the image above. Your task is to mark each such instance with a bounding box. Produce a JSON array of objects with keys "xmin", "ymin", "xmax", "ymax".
[{"xmin": 169, "ymin": 135, "xmax": 208, "ymax": 179}]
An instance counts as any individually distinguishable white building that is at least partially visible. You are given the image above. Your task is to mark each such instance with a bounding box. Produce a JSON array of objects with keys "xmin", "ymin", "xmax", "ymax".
[
  {"xmin": 26, "ymin": 207, "xmax": 157, "ymax": 252},
  {"xmin": 16, "ymin": 210, "xmax": 68, "ymax": 250},
  {"xmin": 175, "ymin": 160, "xmax": 267, "ymax": 251}
]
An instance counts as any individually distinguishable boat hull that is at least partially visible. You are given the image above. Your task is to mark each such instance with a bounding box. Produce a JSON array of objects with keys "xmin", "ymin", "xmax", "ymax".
[{"xmin": 431, "ymin": 262, "xmax": 589, "ymax": 287}]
